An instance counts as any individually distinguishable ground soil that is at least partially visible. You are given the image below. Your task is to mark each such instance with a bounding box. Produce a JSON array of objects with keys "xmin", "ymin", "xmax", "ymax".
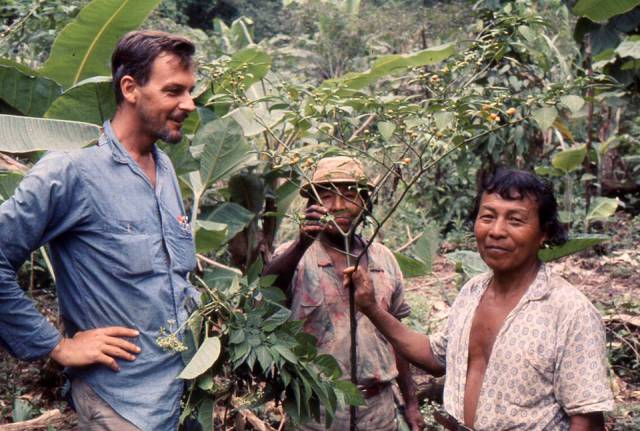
[{"xmin": 1, "ymin": 218, "xmax": 638, "ymax": 430}]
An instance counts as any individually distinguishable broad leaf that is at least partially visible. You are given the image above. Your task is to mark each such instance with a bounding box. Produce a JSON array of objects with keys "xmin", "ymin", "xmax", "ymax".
[
  {"xmin": 196, "ymin": 118, "xmax": 252, "ymax": 190},
  {"xmin": 445, "ymin": 250, "xmax": 489, "ymax": 279},
  {"xmin": 324, "ymin": 44, "xmax": 455, "ymax": 90},
  {"xmin": 573, "ymin": 0, "xmax": 640, "ymax": 22},
  {"xmin": 413, "ymin": 228, "xmax": 440, "ymax": 274},
  {"xmin": 0, "ymin": 115, "xmax": 100, "ymax": 153},
  {"xmin": 539, "ymin": 235, "xmax": 609, "ymax": 262},
  {"xmin": 393, "ymin": 252, "xmax": 429, "ymax": 278},
  {"xmin": 586, "ymin": 197, "xmax": 621, "ymax": 222},
  {"xmin": 552, "ymin": 144, "xmax": 586, "ymax": 173},
  {"xmin": 45, "ymin": 76, "xmax": 115, "ymax": 125},
  {"xmin": 334, "ymin": 380, "xmax": 365, "ymax": 407},
  {"xmin": 229, "ymin": 172, "xmax": 265, "ymax": 214},
  {"xmin": 0, "ymin": 172, "xmax": 24, "ymax": 203},
  {"xmin": 195, "ymin": 220, "xmax": 228, "ymax": 253},
  {"xmin": 560, "ymin": 95, "xmax": 585, "ymax": 114},
  {"xmin": 261, "ymin": 307, "xmax": 291, "ymax": 332},
  {"xmin": 615, "ymin": 35, "xmax": 640, "ymax": 59},
  {"xmin": 178, "ymin": 336, "xmax": 221, "ymax": 379},
  {"xmin": 378, "ymin": 121, "xmax": 396, "ymax": 142},
  {"xmin": 532, "ymin": 106, "xmax": 557, "ymax": 130},
  {"xmin": 40, "ymin": 0, "xmax": 161, "ymax": 88},
  {"xmin": 207, "ymin": 202, "xmax": 255, "ymax": 243},
  {"xmin": 197, "ymin": 398, "xmax": 213, "ymax": 431},
  {"xmin": 0, "ymin": 60, "xmax": 62, "ymax": 117},
  {"xmin": 157, "ymin": 138, "xmax": 199, "ymax": 176}
]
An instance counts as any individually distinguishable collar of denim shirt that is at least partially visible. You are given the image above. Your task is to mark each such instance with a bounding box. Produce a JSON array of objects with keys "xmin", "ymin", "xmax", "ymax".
[{"xmin": 101, "ymin": 120, "xmax": 170, "ymax": 174}]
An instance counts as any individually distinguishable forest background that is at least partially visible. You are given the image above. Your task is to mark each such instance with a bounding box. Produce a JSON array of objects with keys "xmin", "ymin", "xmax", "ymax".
[{"xmin": 0, "ymin": 0, "xmax": 639, "ymax": 429}]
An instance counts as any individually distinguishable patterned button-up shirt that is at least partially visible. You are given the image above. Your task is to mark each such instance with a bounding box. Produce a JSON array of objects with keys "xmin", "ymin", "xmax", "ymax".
[
  {"xmin": 430, "ymin": 264, "xmax": 613, "ymax": 430},
  {"xmin": 0, "ymin": 121, "xmax": 198, "ymax": 430},
  {"xmin": 275, "ymin": 240, "xmax": 410, "ymax": 385}
]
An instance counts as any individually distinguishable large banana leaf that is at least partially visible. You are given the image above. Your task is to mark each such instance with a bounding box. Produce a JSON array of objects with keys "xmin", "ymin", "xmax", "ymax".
[
  {"xmin": 45, "ymin": 76, "xmax": 116, "ymax": 125},
  {"xmin": 322, "ymin": 44, "xmax": 455, "ymax": 90},
  {"xmin": 0, "ymin": 115, "xmax": 100, "ymax": 153},
  {"xmin": 40, "ymin": 0, "xmax": 161, "ymax": 88},
  {"xmin": 0, "ymin": 60, "xmax": 62, "ymax": 117},
  {"xmin": 573, "ymin": 0, "xmax": 640, "ymax": 22}
]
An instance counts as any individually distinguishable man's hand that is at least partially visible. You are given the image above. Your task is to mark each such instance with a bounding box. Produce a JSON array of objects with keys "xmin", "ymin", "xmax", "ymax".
[
  {"xmin": 343, "ymin": 265, "xmax": 378, "ymax": 314},
  {"xmin": 49, "ymin": 327, "xmax": 141, "ymax": 372},
  {"xmin": 300, "ymin": 204, "xmax": 328, "ymax": 244},
  {"xmin": 404, "ymin": 403, "xmax": 426, "ymax": 431}
]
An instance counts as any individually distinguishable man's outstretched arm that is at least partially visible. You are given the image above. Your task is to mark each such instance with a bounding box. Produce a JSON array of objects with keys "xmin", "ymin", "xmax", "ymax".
[{"xmin": 344, "ymin": 266, "xmax": 445, "ymax": 375}]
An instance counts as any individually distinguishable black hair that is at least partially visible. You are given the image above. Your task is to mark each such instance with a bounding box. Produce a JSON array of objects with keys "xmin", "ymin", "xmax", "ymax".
[
  {"xmin": 111, "ymin": 30, "xmax": 195, "ymax": 105},
  {"xmin": 471, "ymin": 168, "xmax": 568, "ymax": 246}
]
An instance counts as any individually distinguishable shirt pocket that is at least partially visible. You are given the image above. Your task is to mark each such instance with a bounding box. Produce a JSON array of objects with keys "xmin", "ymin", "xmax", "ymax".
[
  {"xmin": 297, "ymin": 284, "xmax": 334, "ymax": 345},
  {"xmin": 163, "ymin": 210, "xmax": 197, "ymax": 274},
  {"xmin": 102, "ymin": 220, "xmax": 154, "ymax": 277}
]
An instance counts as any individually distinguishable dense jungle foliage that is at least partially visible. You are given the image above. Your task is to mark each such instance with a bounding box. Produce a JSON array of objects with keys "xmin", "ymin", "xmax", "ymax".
[{"xmin": 0, "ymin": 0, "xmax": 639, "ymax": 429}]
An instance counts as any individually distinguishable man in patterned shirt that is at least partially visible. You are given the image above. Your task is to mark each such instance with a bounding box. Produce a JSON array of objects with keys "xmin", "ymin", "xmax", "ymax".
[
  {"xmin": 264, "ymin": 156, "xmax": 424, "ymax": 430},
  {"xmin": 347, "ymin": 169, "xmax": 613, "ymax": 430}
]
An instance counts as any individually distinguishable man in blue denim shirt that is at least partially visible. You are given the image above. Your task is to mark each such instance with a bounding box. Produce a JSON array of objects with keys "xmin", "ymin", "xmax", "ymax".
[{"xmin": 0, "ymin": 31, "xmax": 200, "ymax": 430}]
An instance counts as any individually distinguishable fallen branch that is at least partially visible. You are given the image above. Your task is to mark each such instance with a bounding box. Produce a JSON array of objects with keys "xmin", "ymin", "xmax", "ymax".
[
  {"xmin": 238, "ymin": 408, "xmax": 278, "ymax": 431},
  {"xmin": 0, "ymin": 409, "xmax": 74, "ymax": 430},
  {"xmin": 196, "ymin": 254, "xmax": 243, "ymax": 275}
]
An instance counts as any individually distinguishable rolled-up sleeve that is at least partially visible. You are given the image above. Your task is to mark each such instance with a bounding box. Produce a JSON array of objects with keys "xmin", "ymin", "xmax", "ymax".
[
  {"xmin": 0, "ymin": 152, "xmax": 89, "ymax": 360},
  {"xmin": 554, "ymin": 299, "xmax": 614, "ymax": 415}
]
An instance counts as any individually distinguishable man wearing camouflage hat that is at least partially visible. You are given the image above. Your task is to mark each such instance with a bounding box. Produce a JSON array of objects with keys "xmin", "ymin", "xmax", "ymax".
[{"xmin": 264, "ymin": 156, "xmax": 424, "ymax": 430}]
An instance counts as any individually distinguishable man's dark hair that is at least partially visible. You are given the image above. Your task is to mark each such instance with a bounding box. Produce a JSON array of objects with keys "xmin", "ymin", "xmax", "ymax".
[
  {"xmin": 111, "ymin": 30, "xmax": 195, "ymax": 105},
  {"xmin": 471, "ymin": 168, "xmax": 568, "ymax": 246}
]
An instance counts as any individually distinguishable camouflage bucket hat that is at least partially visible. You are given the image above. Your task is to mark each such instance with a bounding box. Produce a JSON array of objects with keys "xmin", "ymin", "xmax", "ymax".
[{"xmin": 300, "ymin": 156, "xmax": 375, "ymax": 198}]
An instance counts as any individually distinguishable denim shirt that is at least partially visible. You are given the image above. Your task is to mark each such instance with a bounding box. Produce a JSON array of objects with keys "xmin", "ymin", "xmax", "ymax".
[{"xmin": 0, "ymin": 121, "xmax": 199, "ymax": 430}]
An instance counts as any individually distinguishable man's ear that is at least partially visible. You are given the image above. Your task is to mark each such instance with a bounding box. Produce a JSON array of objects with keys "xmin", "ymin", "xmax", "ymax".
[{"xmin": 120, "ymin": 75, "xmax": 138, "ymax": 104}]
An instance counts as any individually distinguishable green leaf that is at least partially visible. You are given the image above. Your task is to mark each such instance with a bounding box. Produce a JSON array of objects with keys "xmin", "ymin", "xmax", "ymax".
[
  {"xmin": 255, "ymin": 345, "xmax": 273, "ymax": 372},
  {"xmin": 532, "ymin": 106, "xmax": 557, "ymax": 130},
  {"xmin": 0, "ymin": 114, "xmax": 100, "ymax": 153},
  {"xmin": 0, "ymin": 172, "xmax": 24, "ymax": 203},
  {"xmin": 272, "ymin": 344, "xmax": 298, "ymax": 363},
  {"xmin": 207, "ymin": 202, "xmax": 255, "ymax": 242},
  {"xmin": 615, "ymin": 35, "xmax": 640, "ymax": 59},
  {"xmin": 378, "ymin": 121, "xmax": 396, "ymax": 142},
  {"xmin": 228, "ymin": 47, "xmax": 272, "ymax": 88},
  {"xmin": 197, "ymin": 398, "xmax": 213, "ymax": 431},
  {"xmin": 324, "ymin": 44, "xmax": 455, "ymax": 90},
  {"xmin": 44, "ymin": 76, "xmax": 115, "ymax": 125},
  {"xmin": 573, "ymin": 0, "xmax": 640, "ymax": 22},
  {"xmin": 445, "ymin": 250, "xmax": 489, "ymax": 279},
  {"xmin": 195, "ymin": 220, "xmax": 228, "ymax": 253},
  {"xmin": 196, "ymin": 117, "xmax": 252, "ymax": 190},
  {"xmin": 334, "ymin": 380, "xmax": 365, "ymax": 407},
  {"xmin": 229, "ymin": 172, "xmax": 265, "ymax": 214},
  {"xmin": 393, "ymin": 252, "xmax": 429, "ymax": 278},
  {"xmin": 178, "ymin": 336, "xmax": 221, "ymax": 379},
  {"xmin": 313, "ymin": 354, "xmax": 342, "ymax": 379},
  {"xmin": 261, "ymin": 307, "xmax": 291, "ymax": 331},
  {"xmin": 434, "ymin": 112, "xmax": 454, "ymax": 130},
  {"xmin": 551, "ymin": 144, "xmax": 586, "ymax": 173},
  {"xmin": 539, "ymin": 235, "xmax": 609, "ymax": 262},
  {"xmin": 157, "ymin": 138, "xmax": 199, "ymax": 176},
  {"xmin": 40, "ymin": 0, "xmax": 162, "ymax": 88},
  {"xmin": 586, "ymin": 197, "xmax": 621, "ymax": 222},
  {"xmin": 560, "ymin": 95, "xmax": 585, "ymax": 114},
  {"xmin": 0, "ymin": 61, "xmax": 62, "ymax": 117},
  {"xmin": 413, "ymin": 228, "xmax": 439, "ymax": 274}
]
